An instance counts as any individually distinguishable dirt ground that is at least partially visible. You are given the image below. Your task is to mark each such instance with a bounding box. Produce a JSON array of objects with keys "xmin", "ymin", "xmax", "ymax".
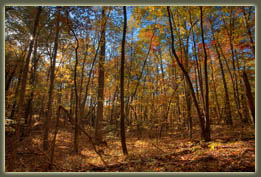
[{"xmin": 5, "ymin": 120, "xmax": 255, "ymax": 172}]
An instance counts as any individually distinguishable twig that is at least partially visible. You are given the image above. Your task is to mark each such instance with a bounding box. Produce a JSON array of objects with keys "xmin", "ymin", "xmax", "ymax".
[{"xmin": 151, "ymin": 143, "xmax": 166, "ymax": 153}]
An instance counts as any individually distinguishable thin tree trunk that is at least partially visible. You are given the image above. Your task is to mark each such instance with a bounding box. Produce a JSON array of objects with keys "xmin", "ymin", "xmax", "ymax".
[
  {"xmin": 209, "ymin": 20, "xmax": 233, "ymax": 125},
  {"xmin": 24, "ymin": 32, "xmax": 39, "ymax": 126},
  {"xmin": 96, "ymin": 7, "xmax": 106, "ymax": 143},
  {"xmin": 222, "ymin": 12, "xmax": 244, "ymax": 123},
  {"xmin": 8, "ymin": 57, "xmax": 24, "ymax": 121},
  {"xmin": 110, "ymin": 86, "xmax": 118, "ymax": 124},
  {"xmin": 78, "ymin": 37, "xmax": 88, "ymax": 134},
  {"xmin": 188, "ymin": 9, "xmax": 204, "ymax": 110},
  {"xmin": 120, "ymin": 6, "xmax": 128, "ymax": 155},
  {"xmin": 209, "ymin": 58, "xmax": 222, "ymax": 124},
  {"xmin": 43, "ymin": 7, "xmax": 60, "ymax": 151},
  {"xmin": 200, "ymin": 6, "xmax": 210, "ymax": 140},
  {"xmin": 167, "ymin": 6, "xmax": 210, "ymax": 141},
  {"xmin": 73, "ymin": 40, "xmax": 79, "ymax": 153},
  {"xmin": 66, "ymin": 8, "xmax": 80, "ymax": 152},
  {"xmin": 9, "ymin": 6, "xmax": 42, "ymax": 170},
  {"xmin": 217, "ymin": 39, "xmax": 243, "ymax": 123},
  {"xmin": 125, "ymin": 29, "xmax": 155, "ymax": 122},
  {"xmin": 80, "ymin": 32, "xmax": 102, "ymax": 120},
  {"xmin": 242, "ymin": 71, "xmax": 255, "ymax": 124},
  {"xmin": 49, "ymin": 106, "xmax": 61, "ymax": 169}
]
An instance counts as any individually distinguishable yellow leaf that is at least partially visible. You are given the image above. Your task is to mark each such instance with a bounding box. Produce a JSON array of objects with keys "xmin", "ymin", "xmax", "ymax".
[{"xmin": 208, "ymin": 144, "xmax": 215, "ymax": 150}]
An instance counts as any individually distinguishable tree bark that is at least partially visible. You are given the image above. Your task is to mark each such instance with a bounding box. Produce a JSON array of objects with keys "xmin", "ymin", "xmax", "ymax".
[
  {"xmin": 200, "ymin": 6, "xmax": 210, "ymax": 141},
  {"xmin": 242, "ymin": 71, "xmax": 255, "ymax": 124},
  {"xmin": 222, "ymin": 10, "xmax": 244, "ymax": 123},
  {"xmin": 66, "ymin": 8, "xmax": 80, "ymax": 152},
  {"xmin": 10, "ymin": 6, "xmax": 42, "ymax": 170},
  {"xmin": 24, "ymin": 32, "xmax": 39, "ymax": 126},
  {"xmin": 120, "ymin": 6, "xmax": 128, "ymax": 155},
  {"xmin": 167, "ymin": 6, "xmax": 210, "ymax": 141},
  {"xmin": 209, "ymin": 19, "xmax": 233, "ymax": 125},
  {"xmin": 43, "ymin": 7, "xmax": 60, "ymax": 151},
  {"xmin": 95, "ymin": 7, "xmax": 106, "ymax": 143},
  {"xmin": 188, "ymin": 9, "xmax": 204, "ymax": 110}
]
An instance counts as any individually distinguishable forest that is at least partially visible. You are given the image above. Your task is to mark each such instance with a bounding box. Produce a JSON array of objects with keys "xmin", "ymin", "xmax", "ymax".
[{"xmin": 5, "ymin": 6, "xmax": 255, "ymax": 172}]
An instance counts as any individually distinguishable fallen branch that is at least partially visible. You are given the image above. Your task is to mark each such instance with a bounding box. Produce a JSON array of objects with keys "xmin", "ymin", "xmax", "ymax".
[{"xmin": 151, "ymin": 143, "xmax": 166, "ymax": 153}]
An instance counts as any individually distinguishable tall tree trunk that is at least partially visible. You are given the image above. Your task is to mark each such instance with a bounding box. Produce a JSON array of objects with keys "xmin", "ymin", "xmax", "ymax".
[
  {"xmin": 73, "ymin": 43, "xmax": 79, "ymax": 153},
  {"xmin": 200, "ymin": 6, "xmax": 210, "ymax": 140},
  {"xmin": 125, "ymin": 29, "xmax": 155, "ymax": 124},
  {"xmin": 217, "ymin": 38, "xmax": 243, "ymax": 123},
  {"xmin": 188, "ymin": 9, "xmax": 204, "ymax": 111},
  {"xmin": 120, "ymin": 6, "xmax": 128, "ymax": 155},
  {"xmin": 183, "ymin": 20, "xmax": 192, "ymax": 139},
  {"xmin": 209, "ymin": 56, "xmax": 222, "ymax": 124},
  {"xmin": 209, "ymin": 20, "xmax": 233, "ymax": 125},
  {"xmin": 223, "ymin": 11, "xmax": 244, "ymax": 123},
  {"xmin": 43, "ymin": 7, "xmax": 60, "ymax": 151},
  {"xmin": 242, "ymin": 71, "xmax": 255, "ymax": 124},
  {"xmin": 110, "ymin": 86, "xmax": 118, "ymax": 124},
  {"xmin": 8, "ymin": 54, "xmax": 25, "ymax": 121},
  {"xmin": 95, "ymin": 7, "xmax": 106, "ymax": 143},
  {"xmin": 69, "ymin": 85, "xmax": 74, "ymax": 121},
  {"xmin": 78, "ymin": 37, "xmax": 88, "ymax": 135},
  {"xmin": 9, "ymin": 6, "xmax": 42, "ymax": 170},
  {"xmin": 24, "ymin": 32, "xmax": 39, "ymax": 126},
  {"xmin": 167, "ymin": 7, "xmax": 210, "ymax": 141},
  {"xmin": 80, "ymin": 31, "xmax": 102, "ymax": 122},
  {"xmin": 66, "ymin": 8, "xmax": 80, "ymax": 152}
]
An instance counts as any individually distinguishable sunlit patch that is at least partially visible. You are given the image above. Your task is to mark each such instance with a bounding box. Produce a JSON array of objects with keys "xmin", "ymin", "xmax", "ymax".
[
  {"xmin": 134, "ymin": 140, "xmax": 149, "ymax": 148},
  {"xmin": 32, "ymin": 138, "xmax": 41, "ymax": 145}
]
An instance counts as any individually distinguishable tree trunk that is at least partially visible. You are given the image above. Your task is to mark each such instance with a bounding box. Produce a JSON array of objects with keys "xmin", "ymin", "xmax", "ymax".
[
  {"xmin": 66, "ymin": 7, "xmax": 80, "ymax": 152},
  {"xmin": 200, "ymin": 6, "xmax": 210, "ymax": 141},
  {"xmin": 24, "ymin": 32, "xmax": 39, "ymax": 127},
  {"xmin": 120, "ymin": 6, "xmax": 128, "ymax": 155},
  {"xmin": 9, "ymin": 6, "xmax": 42, "ymax": 170},
  {"xmin": 80, "ymin": 30, "xmax": 102, "ymax": 122},
  {"xmin": 43, "ymin": 7, "xmax": 60, "ymax": 151},
  {"xmin": 242, "ymin": 71, "xmax": 255, "ymax": 124},
  {"xmin": 49, "ymin": 106, "xmax": 61, "ymax": 169},
  {"xmin": 209, "ymin": 21, "xmax": 233, "ymax": 125},
  {"xmin": 188, "ymin": 9, "xmax": 204, "ymax": 111},
  {"xmin": 95, "ymin": 7, "xmax": 106, "ymax": 143},
  {"xmin": 167, "ymin": 6, "xmax": 210, "ymax": 141},
  {"xmin": 221, "ymin": 10, "xmax": 244, "ymax": 123},
  {"xmin": 209, "ymin": 57, "xmax": 222, "ymax": 124},
  {"xmin": 73, "ymin": 39, "xmax": 79, "ymax": 153}
]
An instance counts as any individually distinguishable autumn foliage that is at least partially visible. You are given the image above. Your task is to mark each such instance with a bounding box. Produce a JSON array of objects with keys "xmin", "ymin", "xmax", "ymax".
[{"xmin": 5, "ymin": 6, "xmax": 255, "ymax": 172}]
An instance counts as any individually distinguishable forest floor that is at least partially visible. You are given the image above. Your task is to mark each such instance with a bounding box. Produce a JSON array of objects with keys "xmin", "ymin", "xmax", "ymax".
[{"xmin": 5, "ymin": 120, "xmax": 255, "ymax": 172}]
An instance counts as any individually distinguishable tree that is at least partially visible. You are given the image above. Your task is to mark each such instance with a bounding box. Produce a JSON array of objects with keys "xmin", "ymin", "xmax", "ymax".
[
  {"xmin": 5, "ymin": 6, "xmax": 255, "ymax": 171},
  {"xmin": 9, "ymin": 6, "xmax": 42, "ymax": 169},
  {"xmin": 43, "ymin": 7, "xmax": 60, "ymax": 151},
  {"xmin": 242, "ymin": 70, "xmax": 255, "ymax": 124},
  {"xmin": 120, "ymin": 6, "xmax": 128, "ymax": 155},
  {"xmin": 209, "ymin": 18, "xmax": 233, "ymax": 125},
  {"xmin": 95, "ymin": 7, "xmax": 106, "ymax": 144},
  {"xmin": 66, "ymin": 8, "xmax": 80, "ymax": 153},
  {"xmin": 167, "ymin": 6, "xmax": 210, "ymax": 141},
  {"xmin": 200, "ymin": 6, "xmax": 210, "ymax": 140}
]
